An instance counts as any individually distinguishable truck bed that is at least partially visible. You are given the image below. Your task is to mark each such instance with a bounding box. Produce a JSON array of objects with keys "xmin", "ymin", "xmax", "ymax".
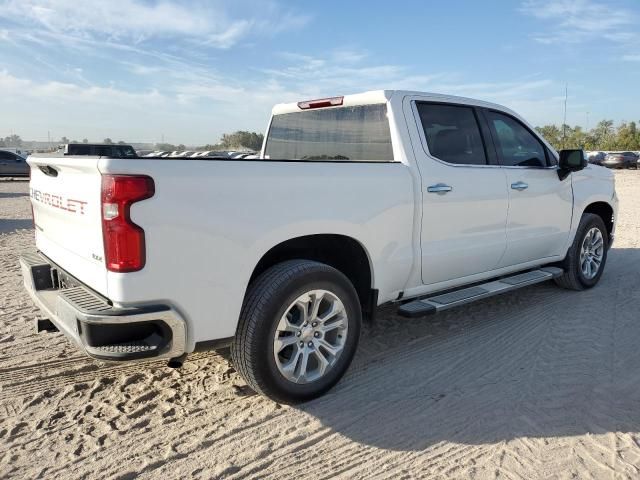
[{"xmin": 27, "ymin": 154, "xmax": 416, "ymax": 351}]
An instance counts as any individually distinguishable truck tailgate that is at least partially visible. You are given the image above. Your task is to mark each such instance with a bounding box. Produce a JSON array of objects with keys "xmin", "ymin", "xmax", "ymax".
[{"xmin": 27, "ymin": 156, "xmax": 108, "ymax": 295}]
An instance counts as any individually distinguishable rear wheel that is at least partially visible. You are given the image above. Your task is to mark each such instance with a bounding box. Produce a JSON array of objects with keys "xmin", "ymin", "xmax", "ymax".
[
  {"xmin": 555, "ymin": 213, "xmax": 608, "ymax": 291},
  {"xmin": 231, "ymin": 260, "xmax": 361, "ymax": 403}
]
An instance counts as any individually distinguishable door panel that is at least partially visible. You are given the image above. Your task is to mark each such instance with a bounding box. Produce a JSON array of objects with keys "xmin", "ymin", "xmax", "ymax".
[
  {"xmin": 499, "ymin": 168, "xmax": 573, "ymax": 266},
  {"xmin": 420, "ymin": 162, "xmax": 509, "ymax": 284},
  {"xmin": 411, "ymin": 101, "xmax": 509, "ymax": 285},
  {"xmin": 482, "ymin": 110, "xmax": 573, "ymax": 267},
  {"xmin": 0, "ymin": 152, "xmax": 11, "ymax": 175},
  {"xmin": 15, "ymin": 157, "xmax": 30, "ymax": 175}
]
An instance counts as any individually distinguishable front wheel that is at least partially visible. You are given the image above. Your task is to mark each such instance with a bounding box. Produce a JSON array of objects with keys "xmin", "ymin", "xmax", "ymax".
[
  {"xmin": 231, "ymin": 260, "xmax": 361, "ymax": 403},
  {"xmin": 555, "ymin": 213, "xmax": 609, "ymax": 291}
]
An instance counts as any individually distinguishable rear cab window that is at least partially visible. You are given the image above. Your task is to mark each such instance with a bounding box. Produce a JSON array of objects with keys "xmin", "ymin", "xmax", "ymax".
[{"xmin": 264, "ymin": 104, "xmax": 394, "ymax": 161}]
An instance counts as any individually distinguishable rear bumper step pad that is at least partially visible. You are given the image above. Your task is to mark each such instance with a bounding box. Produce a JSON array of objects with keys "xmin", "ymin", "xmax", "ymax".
[{"xmin": 20, "ymin": 252, "xmax": 187, "ymax": 362}]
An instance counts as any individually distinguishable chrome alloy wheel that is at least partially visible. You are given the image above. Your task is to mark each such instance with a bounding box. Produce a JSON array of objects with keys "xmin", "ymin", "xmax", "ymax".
[
  {"xmin": 580, "ymin": 227, "xmax": 604, "ymax": 280},
  {"xmin": 273, "ymin": 289, "xmax": 348, "ymax": 384}
]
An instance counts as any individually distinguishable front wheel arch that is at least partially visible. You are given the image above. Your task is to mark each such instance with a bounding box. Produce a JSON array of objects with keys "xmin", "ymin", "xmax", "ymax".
[
  {"xmin": 555, "ymin": 213, "xmax": 609, "ymax": 291},
  {"xmin": 582, "ymin": 201, "xmax": 614, "ymax": 243}
]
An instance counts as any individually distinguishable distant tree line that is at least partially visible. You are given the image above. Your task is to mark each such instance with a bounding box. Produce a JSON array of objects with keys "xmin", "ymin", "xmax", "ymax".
[
  {"xmin": 0, "ymin": 135, "xmax": 91, "ymax": 148},
  {"xmin": 0, "ymin": 134, "xmax": 23, "ymax": 147},
  {"xmin": 155, "ymin": 143, "xmax": 187, "ymax": 152},
  {"xmin": 0, "ymin": 130, "xmax": 264, "ymax": 152},
  {"xmin": 155, "ymin": 131, "xmax": 264, "ymax": 152},
  {"xmin": 536, "ymin": 120, "xmax": 640, "ymax": 152}
]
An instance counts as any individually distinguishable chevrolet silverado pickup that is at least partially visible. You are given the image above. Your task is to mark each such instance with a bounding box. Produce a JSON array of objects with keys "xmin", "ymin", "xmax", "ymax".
[{"xmin": 21, "ymin": 90, "xmax": 618, "ymax": 403}]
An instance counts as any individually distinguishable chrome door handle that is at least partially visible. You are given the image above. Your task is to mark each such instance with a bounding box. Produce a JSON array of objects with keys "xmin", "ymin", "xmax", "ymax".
[
  {"xmin": 427, "ymin": 183, "xmax": 452, "ymax": 194},
  {"xmin": 511, "ymin": 181, "xmax": 528, "ymax": 191}
]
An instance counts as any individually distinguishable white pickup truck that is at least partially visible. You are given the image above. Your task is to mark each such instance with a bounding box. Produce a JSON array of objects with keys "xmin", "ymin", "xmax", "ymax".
[{"xmin": 22, "ymin": 90, "xmax": 617, "ymax": 403}]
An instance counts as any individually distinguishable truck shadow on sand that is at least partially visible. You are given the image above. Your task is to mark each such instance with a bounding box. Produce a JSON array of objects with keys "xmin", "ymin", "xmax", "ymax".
[
  {"xmin": 295, "ymin": 247, "xmax": 640, "ymax": 451},
  {"xmin": 0, "ymin": 218, "xmax": 33, "ymax": 234}
]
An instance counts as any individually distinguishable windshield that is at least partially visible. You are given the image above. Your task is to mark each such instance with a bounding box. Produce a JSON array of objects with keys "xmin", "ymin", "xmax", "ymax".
[{"xmin": 264, "ymin": 104, "xmax": 394, "ymax": 161}]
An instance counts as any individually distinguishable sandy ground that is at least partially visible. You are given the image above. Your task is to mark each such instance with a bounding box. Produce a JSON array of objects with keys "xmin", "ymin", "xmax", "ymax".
[{"xmin": 1, "ymin": 171, "xmax": 640, "ymax": 479}]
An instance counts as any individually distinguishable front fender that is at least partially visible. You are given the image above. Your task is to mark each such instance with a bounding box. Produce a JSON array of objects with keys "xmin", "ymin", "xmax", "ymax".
[{"xmin": 563, "ymin": 166, "xmax": 617, "ymax": 253}]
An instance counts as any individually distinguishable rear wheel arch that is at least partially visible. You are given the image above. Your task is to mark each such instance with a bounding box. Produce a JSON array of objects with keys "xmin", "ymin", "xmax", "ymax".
[
  {"xmin": 247, "ymin": 234, "xmax": 376, "ymax": 321},
  {"xmin": 233, "ymin": 259, "xmax": 362, "ymax": 403}
]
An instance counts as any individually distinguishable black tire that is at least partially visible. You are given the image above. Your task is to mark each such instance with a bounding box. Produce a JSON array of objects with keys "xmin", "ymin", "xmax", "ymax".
[
  {"xmin": 231, "ymin": 260, "xmax": 362, "ymax": 404},
  {"xmin": 554, "ymin": 213, "xmax": 609, "ymax": 291}
]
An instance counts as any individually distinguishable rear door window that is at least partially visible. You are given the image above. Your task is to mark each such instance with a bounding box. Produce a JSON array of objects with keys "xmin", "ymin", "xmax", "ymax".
[
  {"xmin": 417, "ymin": 103, "xmax": 488, "ymax": 165},
  {"xmin": 264, "ymin": 104, "xmax": 394, "ymax": 161}
]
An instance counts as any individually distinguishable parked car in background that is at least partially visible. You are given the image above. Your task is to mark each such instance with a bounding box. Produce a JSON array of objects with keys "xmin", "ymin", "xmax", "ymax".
[
  {"xmin": 0, "ymin": 149, "xmax": 29, "ymax": 177},
  {"xmin": 2, "ymin": 147, "xmax": 30, "ymax": 158},
  {"xmin": 63, "ymin": 144, "xmax": 138, "ymax": 158},
  {"xmin": 602, "ymin": 152, "xmax": 638, "ymax": 169},
  {"xmin": 586, "ymin": 151, "xmax": 605, "ymax": 166}
]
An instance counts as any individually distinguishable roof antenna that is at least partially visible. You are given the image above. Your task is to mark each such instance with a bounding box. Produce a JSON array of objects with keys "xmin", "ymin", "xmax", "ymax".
[{"xmin": 562, "ymin": 83, "xmax": 568, "ymax": 149}]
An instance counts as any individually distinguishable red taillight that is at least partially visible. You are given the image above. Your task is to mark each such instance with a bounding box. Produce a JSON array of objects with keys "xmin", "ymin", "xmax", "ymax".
[
  {"xmin": 297, "ymin": 96, "xmax": 344, "ymax": 110},
  {"xmin": 101, "ymin": 175, "xmax": 155, "ymax": 273}
]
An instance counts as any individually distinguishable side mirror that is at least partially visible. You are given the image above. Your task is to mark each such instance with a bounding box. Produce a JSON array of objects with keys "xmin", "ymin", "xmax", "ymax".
[{"xmin": 558, "ymin": 149, "xmax": 586, "ymax": 180}]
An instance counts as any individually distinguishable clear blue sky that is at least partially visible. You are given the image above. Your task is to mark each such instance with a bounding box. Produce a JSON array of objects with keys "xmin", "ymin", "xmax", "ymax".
[{"xmin": 0, "ymin": 0, "xmax": 639, "ymax": 144}]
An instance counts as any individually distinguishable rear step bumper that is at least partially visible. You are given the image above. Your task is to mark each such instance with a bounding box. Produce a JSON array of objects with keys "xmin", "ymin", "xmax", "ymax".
[
  {"xmin": 20, "ymin": 252, "xmax": 186, "ymax": 362},
  {"xmin": 398, "ymin": 267, "xmax": 564, "ymax": 318}
]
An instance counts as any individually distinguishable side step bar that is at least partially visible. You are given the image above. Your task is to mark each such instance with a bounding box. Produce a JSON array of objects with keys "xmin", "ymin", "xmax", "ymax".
[{"xmin": 397, "ymin": 267, "xmax": 564, "ymax": 318}]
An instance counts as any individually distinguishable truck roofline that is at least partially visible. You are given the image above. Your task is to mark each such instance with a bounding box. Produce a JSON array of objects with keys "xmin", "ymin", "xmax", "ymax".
[
  {"xmin": 271, "ymin": 89, "xmax": 516, "ymax": 116},
  {"xmin": 271, "ymin": 90, "xmax": 393, "ymax": 115}
]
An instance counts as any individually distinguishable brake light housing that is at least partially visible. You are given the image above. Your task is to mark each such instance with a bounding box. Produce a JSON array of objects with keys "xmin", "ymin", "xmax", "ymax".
[
  {"xmin": 297, "ymin": 96, "xmax": 344, "ymax": 110},
  {"xmin": 101, "ymin": 175, "xmax": 155, "ymax": 273}
]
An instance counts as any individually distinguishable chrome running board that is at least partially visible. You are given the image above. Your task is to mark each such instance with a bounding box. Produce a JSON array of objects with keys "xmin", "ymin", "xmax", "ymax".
[{"xmin": 397, "ymin": 267, "xmax": 564, "ymax": 318}]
